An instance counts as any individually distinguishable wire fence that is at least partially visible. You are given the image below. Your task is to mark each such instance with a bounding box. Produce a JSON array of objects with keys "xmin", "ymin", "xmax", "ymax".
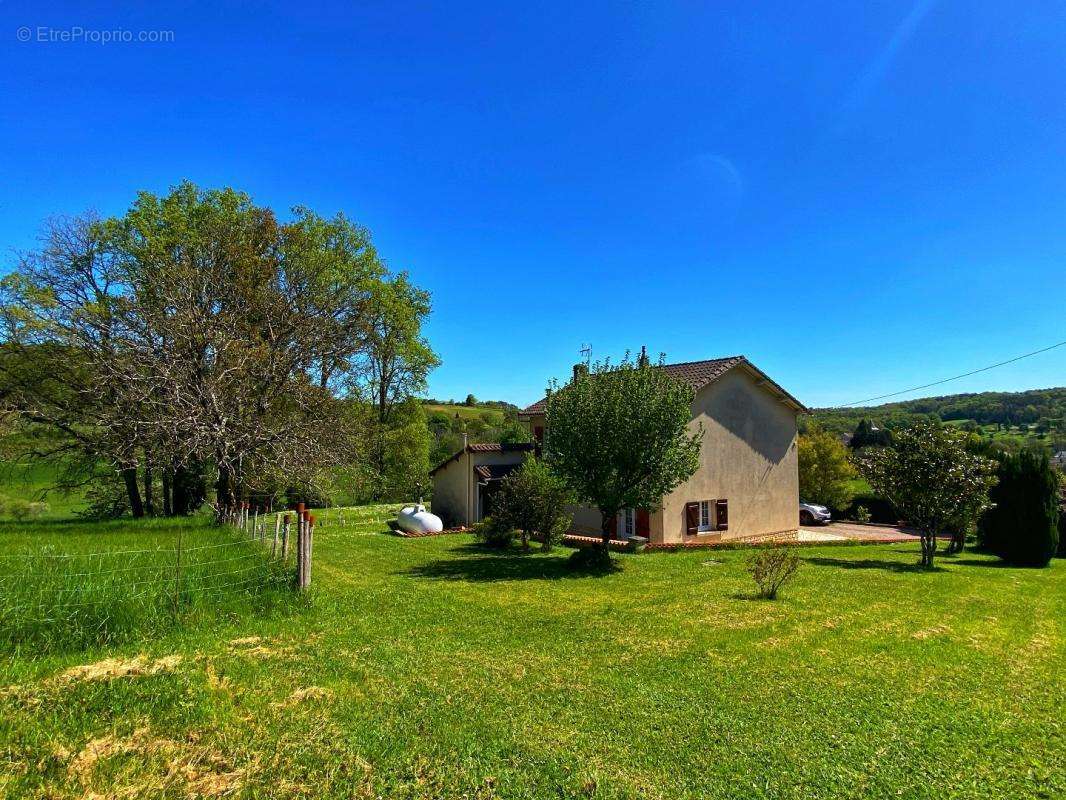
[{"xmin": 0, "ymin": 508, "xmax": 304, "ymax": 652}]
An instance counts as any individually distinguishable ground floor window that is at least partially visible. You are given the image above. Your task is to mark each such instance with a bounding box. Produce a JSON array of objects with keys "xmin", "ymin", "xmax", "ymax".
[
  {"xmin": 687, "ymin": 499, "xmax": 728, "ymax": 534},
  {"xmin": 698, "ymin": 500, "xmax": 712, "ymax": 531},
  {"xmin": 618, "ymin": 508, "xmax": 635, "ymax": 539}
]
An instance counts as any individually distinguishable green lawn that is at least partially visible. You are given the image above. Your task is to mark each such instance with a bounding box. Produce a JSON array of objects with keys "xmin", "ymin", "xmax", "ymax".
[{"xmin": 1, "ymin": 507, "xmax": 1063, "ymax": 799}]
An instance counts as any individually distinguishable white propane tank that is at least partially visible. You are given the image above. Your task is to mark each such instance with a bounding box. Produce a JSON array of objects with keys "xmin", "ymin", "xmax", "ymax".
[{"xmin": 396, "ymin": 503, "xmax": 443, "ymax": 535}]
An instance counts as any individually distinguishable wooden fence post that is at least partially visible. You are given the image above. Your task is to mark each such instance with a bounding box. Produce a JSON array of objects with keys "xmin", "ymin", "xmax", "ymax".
[
  {"xmin": 307, "ymin": 514, "xmax": 315, "ymax": 586},
  {"xmin": 282, "ymin": 514, "xmax": 291, "ymax": 561},
  {"xmin": 273, "ymin": 513, "xmax": 282, "ymax": 558}
]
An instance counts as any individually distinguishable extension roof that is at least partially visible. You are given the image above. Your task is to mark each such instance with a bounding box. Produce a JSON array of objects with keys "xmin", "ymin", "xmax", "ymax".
[{"xmin": 429, "ymin": 441, "xmax": 535, "ymax": 477}]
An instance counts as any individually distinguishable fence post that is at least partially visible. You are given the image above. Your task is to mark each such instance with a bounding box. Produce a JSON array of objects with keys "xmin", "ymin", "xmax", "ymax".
[
  {"xmin": 307, "ymin": 514, "xmax": 315, "ymax": 587},
  {"xmin": 253, "ymin": 508, "xmax": 259, "ymax": 540},
  {"xmin": 173, "ymin": 524, "xmax": 183, "ymax": 617},
  {"xmin": 298, "ymin": 510, "xmax": 312, "ymax": 590},
  {"xmin": 273, "ymin": 513, "xmax": 282, "ymax": 558},
  {"xmin": 282, "ymin": 514, "xmax": 291, "ymax": 561},
  {"xmin": 297, "ymin": 511, "xmax": 305, "ymax": 590}
]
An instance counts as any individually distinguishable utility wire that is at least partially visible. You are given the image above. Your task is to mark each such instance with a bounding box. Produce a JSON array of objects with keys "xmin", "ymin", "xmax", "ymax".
[{"xmin": 839, "ymin": 339, "xmax": 1066, "ymax": 408}]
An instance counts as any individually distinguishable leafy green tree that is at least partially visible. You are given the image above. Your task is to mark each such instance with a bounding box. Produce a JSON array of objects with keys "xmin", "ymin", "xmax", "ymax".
[
  {"xmin": 545, "ymin": 354, "xmax": 702, "ymax": 554},
  {"xmin": 859, "ymin": 422, "xmax": 997, "ymax": 568},
  {"xmin": 798, "ymin": 426, "xmax": 857, "ymax": 510},
  {"xmin": 979, "ymin": 451, "xmax": 1060, "ymax": 567},
  {"xmin": 493, "ymin": 458, "xmax": 575, "ymax": 551},
  {"xmin": 465, "ymin": 393, "xmax": 477, "ymax": 406}
]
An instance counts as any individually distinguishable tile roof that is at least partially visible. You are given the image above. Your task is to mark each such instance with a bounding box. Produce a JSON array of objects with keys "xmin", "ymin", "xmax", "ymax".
[
  {"xmin": 429, "ymin": 441, "xmax": 535, "ymax": 476},
  {"xmin": 518, "ymin": 355, "xmax": 805, "ymax": 415},
  {"xmin": 473, "ymin": 462, "xmax": 523, "ymax": 481}
]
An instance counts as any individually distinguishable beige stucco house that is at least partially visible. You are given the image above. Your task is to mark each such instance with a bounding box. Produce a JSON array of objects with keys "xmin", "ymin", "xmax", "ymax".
[
  {"xmin": 431, "ymin": 355, "xmax": 807, "ymax": 544},
  {"xmin": 430, "ymin": 442, "xmax": 537, "ymax": 528}
]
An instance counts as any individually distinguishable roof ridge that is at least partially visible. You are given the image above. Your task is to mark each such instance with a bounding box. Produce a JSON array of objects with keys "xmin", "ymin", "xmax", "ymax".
[{"xmin": 661, "ymin": 354, "xmax": 745, "ymax": 368}]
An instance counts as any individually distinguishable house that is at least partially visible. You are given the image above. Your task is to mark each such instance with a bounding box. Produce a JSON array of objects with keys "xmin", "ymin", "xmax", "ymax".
[
  {"xmin": 430, "ymin": 441, "xmax": 537, "ymax": 527},
  {"xmin": 430, "ymin": 354, "xmax": 807, "ymax": 544}
]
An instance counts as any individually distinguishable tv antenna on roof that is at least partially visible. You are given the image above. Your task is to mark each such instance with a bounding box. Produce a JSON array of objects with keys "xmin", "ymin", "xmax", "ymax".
[{"xmin": 579, "ymin": 343, "xmax": 592, "ymax": 365}]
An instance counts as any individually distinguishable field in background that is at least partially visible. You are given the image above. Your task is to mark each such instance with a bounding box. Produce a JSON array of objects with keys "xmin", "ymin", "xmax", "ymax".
[
  {"xmin": 0, "ymin": 460, "xmax": 87, "ymax": 518},
  {"xmin": 1, "ymin": 504, "xmax": 1062, "ymax": 799}
]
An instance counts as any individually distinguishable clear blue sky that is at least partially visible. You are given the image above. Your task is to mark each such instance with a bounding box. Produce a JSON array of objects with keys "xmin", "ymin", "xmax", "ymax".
[{"xmin": 2, "ymin": 1, "xmax": 1064, "ymax": 409}]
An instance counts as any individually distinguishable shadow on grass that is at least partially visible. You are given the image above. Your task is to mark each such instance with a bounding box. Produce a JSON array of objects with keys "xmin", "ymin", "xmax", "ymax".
[
  {"xmin": 952, "ymin": 558, "xmax": 1025, "ymax": 568},
  {"xmin": 399, "ymin": 545, "xmax": 622, "ymax": 582},
  {"xmin": 802, "ymin": 556, "xmax": 945, "ymax": 574}
]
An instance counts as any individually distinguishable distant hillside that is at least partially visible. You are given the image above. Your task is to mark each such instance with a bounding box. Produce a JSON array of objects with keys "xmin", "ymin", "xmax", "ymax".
[
  {"xmin": 808, "ymin": 386, "xmax": 1066, "ymax": 451},
  {"xmin": 420, "ymin": 399, "xmax": 528, "ymax": 466}
]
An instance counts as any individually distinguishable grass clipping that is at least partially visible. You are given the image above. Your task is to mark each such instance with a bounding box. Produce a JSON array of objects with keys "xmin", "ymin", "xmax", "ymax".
[
  {"xmin": 2, "ymin": 655, "xmax": 183, "ymax": 708},
  {"xmin": 68, "ymin": 725, "xmax": 247, "ymax": 798}
]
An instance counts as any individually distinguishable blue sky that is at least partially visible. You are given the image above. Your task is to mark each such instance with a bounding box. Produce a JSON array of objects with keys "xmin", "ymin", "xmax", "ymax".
[{"xmin": 2, "ymin": 1, "xmax": 1064, "ymax": 409}]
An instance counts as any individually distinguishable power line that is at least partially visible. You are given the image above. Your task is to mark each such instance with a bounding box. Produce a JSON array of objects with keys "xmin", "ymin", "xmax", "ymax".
[{"xmin": 839, "ymin": 338, "xmax": 1066, "ymax": 408}]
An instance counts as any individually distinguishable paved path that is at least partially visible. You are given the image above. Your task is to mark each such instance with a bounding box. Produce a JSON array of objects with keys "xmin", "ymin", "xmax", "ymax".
[{"xmin": 800, "ymin": 522, "xmax": 920, "ymax": 544}]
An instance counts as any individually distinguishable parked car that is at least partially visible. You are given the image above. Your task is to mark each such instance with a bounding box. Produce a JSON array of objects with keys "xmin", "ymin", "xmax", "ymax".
[{"xmin": 800, "ymin": 502, "xmax": 831, "ymax": 526}]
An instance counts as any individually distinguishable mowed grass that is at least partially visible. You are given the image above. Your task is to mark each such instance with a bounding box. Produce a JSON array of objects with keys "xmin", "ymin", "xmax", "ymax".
[{"xmin": 1, "ymin": 506, "xmax": 1063, "ymax": 799}]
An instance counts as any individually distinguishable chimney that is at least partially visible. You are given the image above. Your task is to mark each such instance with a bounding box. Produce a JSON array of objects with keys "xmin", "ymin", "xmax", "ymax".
[{"xmin": 573, "ymin": 363, "xmax": 588, "ymax": 380}]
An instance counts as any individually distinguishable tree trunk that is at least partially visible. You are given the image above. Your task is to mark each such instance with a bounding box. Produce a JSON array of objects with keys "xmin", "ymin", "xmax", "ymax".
[
  {"xmin": 600, "ymin": 512, "xmax": 614, "ymax": 552},
  {"xmin": 161, "ymin": 468, "xmax": 173, "ymax": 517},
  {"xmin": 920, "ymin": 531, "xmax": 937, "ymax": 568},
  {"xmin": 215, "ymin": 463, "xmax": 235, "ymax": 513},
  {"xmin": 948, "ymin": 530, "xmax": 965, "ymax": 554},
  {"xmin": 121, "ymin": 465, "xmax": 145, "ymax": 518},
  {"xmin": 143, "ymin": 463, "xmax": 154, "ymax": 516}
]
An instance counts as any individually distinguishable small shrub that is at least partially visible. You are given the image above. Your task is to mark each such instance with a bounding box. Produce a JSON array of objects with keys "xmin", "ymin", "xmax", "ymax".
[
  {"xmin": 746, "ymin": 547, "xmax": 801, "ymax": 600},
  {"xmin": 27, "ymin": 502, "xmax": 48, "ymax": 520},
  {"xmin": 567, "ymin": 545, "xmax": 619, "ymax": 573},
  {"xmin": 472, "ymin": 516, "xmax": 515, "ymax": 549},
  {"xmin": 493, "ymin": 459, "xmax": 575, "ymax": 552},
  {"xmin": 855, "ymin": 505, "xmax": 871, "ymax": 523},
  {"xmin": 843, "ymin": 493, "xmax": 897, "ymax": 524},
  {"xmin": 7, "ymin": 499, "xmax": 32, "ymax": 522},
  {"xmin": 78, "ymin": 477, "xmax": 130, "ymax": 520}
]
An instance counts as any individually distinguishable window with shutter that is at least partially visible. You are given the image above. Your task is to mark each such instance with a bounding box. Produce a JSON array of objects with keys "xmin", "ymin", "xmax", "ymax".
[
  {"xmin": 685, "ymin": 502, "xmax": 699, "ymax": 536},
  {"xmin": 715, "ymin": 499, "xmax": 729, "ymax": 531}
]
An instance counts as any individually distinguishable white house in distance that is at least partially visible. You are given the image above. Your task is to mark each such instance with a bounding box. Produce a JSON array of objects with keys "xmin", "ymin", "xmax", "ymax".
[{"xmin": 430, "ymin": 354, "xmax": 807, "ymax": 545}]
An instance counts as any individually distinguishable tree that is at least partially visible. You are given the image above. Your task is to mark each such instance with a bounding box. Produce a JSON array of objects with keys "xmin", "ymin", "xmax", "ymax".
[
  {"xmin": 979, "ymin": 451, "xmax": 1060, "ymax": 567},
  {"xmin": 1, "ymin": 182, "xmax": 434, "ymax": 516},
  {"xmin": 850, "ymin": 418, "xmax": 892, "ymax": 450},
  {"xmin": 859, "ymin": 422, "xmax": 997, "ymax": 568},
  {"xmin": 465, "ymin": 393, "xmax": 477, "ymax": 407},
  {"xmin": 493, "ymin": 457, "xmax": 575, "ymax": 551},
  {"xmin": 798, "ymin": 426, "xmax": 857, "ymax": 510},
  {"xmin": 545, "ymin": 353, "xmax": 702, "ymax": 554},
  {"xmin": 359, "ymin": 273, "xmax": 439, "ymax": 489}
]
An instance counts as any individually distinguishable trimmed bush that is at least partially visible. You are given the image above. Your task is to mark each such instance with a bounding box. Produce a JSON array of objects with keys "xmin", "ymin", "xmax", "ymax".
[
  {"xmin": 979, "ymin": 451, "xmax": 1060, "ymax": 567},
  {"xmin": 471, "ymin": 516, "xmax": 516, "ymax": 549},
  {"xmin": 1055, "ymin": 485, "xmax": 1065, "ymax": 558}
]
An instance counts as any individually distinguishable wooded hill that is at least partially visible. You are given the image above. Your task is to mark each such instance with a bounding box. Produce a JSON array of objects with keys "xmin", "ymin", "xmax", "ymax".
[{"xmin": 808, "ymin": 386, "xmax": 1066, "ymax": 451}]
